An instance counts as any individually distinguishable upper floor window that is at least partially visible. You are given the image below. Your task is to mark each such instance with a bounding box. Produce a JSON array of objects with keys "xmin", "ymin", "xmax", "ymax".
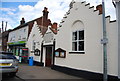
[
  {"xmin": 18, "ymin": 36, "xmax": 21, "ymax": 40},
  {"xmin": 72, "ymin": 30, "xmax": 84, "ymax": 52}
]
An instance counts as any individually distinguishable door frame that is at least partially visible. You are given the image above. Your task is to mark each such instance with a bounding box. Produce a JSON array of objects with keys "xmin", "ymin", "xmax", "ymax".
[
  {"xmin": 45, "ymin": 46, "xmax": 53, "ymax": 67},
  {"xmin": 42, "ymin": 40, "xmax": 56, "ymax": 67}
]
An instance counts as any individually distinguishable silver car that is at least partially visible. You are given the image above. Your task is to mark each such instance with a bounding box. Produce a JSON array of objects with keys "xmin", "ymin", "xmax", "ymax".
[{"xmin": 0, "ymin": 51, "xmax": 19, "ymax": 77}]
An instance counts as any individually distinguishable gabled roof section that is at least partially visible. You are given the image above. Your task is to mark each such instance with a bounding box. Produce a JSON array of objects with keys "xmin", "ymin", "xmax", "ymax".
[
  {"xmin": 35, "ymin": 17, "xmax": 51, "ymax": 36},
  {"xmin": 37, "ymin": 22, "xmax": 58, "ymax": 37},
  {"xmin": 59, "ymin": 0, "xmax": 116, "ymax": 27},
  {"xmin": 55, "ymin": 48, "xmax": 66, "ymax": 52},
  {"xmin": 10, "ymin": 22, "xmax": 28, "ymax": 32}
]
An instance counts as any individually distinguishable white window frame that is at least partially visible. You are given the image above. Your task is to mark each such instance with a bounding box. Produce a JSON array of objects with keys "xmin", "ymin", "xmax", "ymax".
[{"xmin": 72, "ymin": 30, "xmax": 84, "ymax": 52}]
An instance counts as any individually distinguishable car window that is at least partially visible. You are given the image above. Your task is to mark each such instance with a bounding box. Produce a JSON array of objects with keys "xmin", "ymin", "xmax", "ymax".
[{"xmin": 0, "ymin": 54, "xmax": 17, "ymax": 59}]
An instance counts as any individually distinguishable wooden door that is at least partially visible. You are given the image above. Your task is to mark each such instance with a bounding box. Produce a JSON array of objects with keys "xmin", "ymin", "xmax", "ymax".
[{"xmin": 45, "ymin": 47, "xmax": 52, "ymax": 67}]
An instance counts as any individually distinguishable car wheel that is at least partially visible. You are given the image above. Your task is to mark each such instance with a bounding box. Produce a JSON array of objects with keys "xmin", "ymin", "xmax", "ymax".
[{"xmin": 9, "ymin": 72, "xmax": 16, "ymax": 77}]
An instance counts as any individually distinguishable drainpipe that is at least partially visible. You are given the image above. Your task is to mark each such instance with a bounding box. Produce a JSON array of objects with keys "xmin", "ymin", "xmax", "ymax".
[
  {"xmin": 40, "ymin": 42, "xmax": 43, "ymax": 65},
  {"xmin": 53, "ymin": 39, "xmax": 55, "ymax": 66},
  {"xmin": 115, "ymin": 0, "xmax": 120, "ymax": 79},
  {"xmin": 101, "ymin": 0, "xmax": 108, "ymax": 81}
]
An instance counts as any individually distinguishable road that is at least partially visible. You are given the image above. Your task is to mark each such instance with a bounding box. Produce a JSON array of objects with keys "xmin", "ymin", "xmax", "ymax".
[{"xmin": 2, "ymin": 63, "xmax": 89, "ymax": 81}]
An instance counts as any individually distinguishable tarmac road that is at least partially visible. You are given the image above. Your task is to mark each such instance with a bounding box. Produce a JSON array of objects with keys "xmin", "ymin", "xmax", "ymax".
[{"xmin": 2, "ymin": 63, "xmax": 89, "ymax": 81}]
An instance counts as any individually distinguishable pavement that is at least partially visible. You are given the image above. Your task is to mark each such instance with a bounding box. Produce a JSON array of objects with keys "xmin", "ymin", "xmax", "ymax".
[{"xmin": 2, "ymin": 63, "xmax": 90, "ymax": 81}]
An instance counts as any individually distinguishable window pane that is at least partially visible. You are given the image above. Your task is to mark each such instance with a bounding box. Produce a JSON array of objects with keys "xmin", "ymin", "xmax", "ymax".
[
  {"xmin": 78, "ymin": 41, "xmax": 84, "ymax": 51},
  {"xmin": 60, "ymin": 52, "xmax": 65, "ymax": 57},
  {"xmin": 55, "ymin": 52, "xmax": 59, "ymax": 57},
  {"xmin": 16, "ymin": 48, "xmax": 19, "ymax": 56},
  {"xmin": 72, "ymin": 42, "xmax": 77, "ymax": 51},
  {"xmin": 72, "ymin": 31, "xmax": 77, "ymax": 40},
  {"xmin": 79, "ymin": 31, "xmax": 84, "ymax": 40}
]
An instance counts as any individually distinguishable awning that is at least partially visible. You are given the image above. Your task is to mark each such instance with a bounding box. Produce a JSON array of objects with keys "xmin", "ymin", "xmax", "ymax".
[{"xmin": 8, "ymin": 41, "xmax": 26, "ymax": 46}]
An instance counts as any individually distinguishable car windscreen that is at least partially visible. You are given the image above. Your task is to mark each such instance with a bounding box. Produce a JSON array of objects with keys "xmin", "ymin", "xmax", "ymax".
[{"xmin": 0, "ymin": 54, "xmax": 16, "ymax": 59}]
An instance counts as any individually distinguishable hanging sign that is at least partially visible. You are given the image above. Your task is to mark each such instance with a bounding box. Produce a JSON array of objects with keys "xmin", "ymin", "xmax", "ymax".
[{"xmin": 34, "ymin": 49, "xmax": 40, "ymax": 56}]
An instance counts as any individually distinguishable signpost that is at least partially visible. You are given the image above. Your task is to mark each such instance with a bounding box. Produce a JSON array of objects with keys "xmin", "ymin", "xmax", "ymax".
[{"xmin": 101, "ymin": 0, "xmax": 108, "ymax": 81}]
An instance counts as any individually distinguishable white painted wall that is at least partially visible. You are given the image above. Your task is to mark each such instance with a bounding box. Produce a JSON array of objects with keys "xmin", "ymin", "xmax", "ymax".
[
  {"xmin": 26, "ymin": 22, "xmax": 43, "ymax": 62},
  {"xmin": 42, "ymin": 27, "xmax": 55, "ymax": 66},
  {"xmin": 8, "ymin": 26, "xmax": 28, "ymax": 43},
  {"xmin": 26, "ymin": 22, "xmax": 55, "ymax": 66},
  {"xmin": 55, "ymin": 2, "xmax": 118, "ymax": 77},
  {"xmin": 106, "ymin": 19, "xmax": 118, "ymax": 76}
]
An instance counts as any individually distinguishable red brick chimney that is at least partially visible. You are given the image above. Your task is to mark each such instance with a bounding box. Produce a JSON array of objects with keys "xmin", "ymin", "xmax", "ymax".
[
  {"xmin": 52, "ymin": 23, "xmax": 57, "ymax": 30},
  {"xmin": 20, "ymin": 17, "xmax": 25, "ymax": 25},
  {"xmin": 50, "ymin": 22, "xmax": 58, "ymax": 34},
  {"xmin": 96, "ymin": 4, "xmax": 102, "ymax": 14},
  {"xmin": 43, "ymin": 7, "xmax": 49, "ymax": 20}
]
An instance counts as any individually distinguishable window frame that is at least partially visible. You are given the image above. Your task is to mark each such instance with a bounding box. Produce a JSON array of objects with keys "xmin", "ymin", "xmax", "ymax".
[{"xmin": 72, "ymin": 30, "xmax": 85, "ymax": 53}]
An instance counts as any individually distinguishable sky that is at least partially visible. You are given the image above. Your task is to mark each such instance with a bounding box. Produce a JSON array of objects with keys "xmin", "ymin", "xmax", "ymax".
[{"xmin": 0, "ymin": 0, "xmax": 116, "ymax": 30}]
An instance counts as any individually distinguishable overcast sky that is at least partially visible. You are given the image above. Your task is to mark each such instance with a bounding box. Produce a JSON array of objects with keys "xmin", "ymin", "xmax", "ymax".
[{"xmin": 0, "ymin": 0, "xmax": 116, "ymax": 30}]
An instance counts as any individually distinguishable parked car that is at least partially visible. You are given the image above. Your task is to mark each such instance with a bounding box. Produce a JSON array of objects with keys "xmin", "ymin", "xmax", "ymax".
[{"xmin": 0, "ymin": 51, "xmax": 19, "ymax": 77}]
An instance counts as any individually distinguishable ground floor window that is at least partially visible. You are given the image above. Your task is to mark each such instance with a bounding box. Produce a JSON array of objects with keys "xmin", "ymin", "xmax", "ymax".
[{"xmin": 72, "ymin": 30, "xmax": 84, "ymax": 52}]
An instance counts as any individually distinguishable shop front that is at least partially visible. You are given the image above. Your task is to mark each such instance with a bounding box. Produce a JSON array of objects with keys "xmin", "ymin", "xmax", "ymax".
[{"xmin": 8, "ymin": 41, "xmax": 29, "ymax": 63}]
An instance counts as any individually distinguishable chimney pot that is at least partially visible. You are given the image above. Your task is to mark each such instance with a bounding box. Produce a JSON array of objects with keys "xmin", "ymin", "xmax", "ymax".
[
  {"xmin": 50, "ymin": 22, "xmax": 58, "ymax": 34},
  {"xmin": 96, "ymin": 4, "xmax": 102, "ymax": 14},
  {"xmin": 20, "ymin": 17, "xmax": 25, "ymax": 25},
  {"xmin": 43, "ymin": 7, "xmax": 49, "ymax": 20},
  {"xmin": 52, "ymin": 23, "xmax": 57, "ymax": 30}
]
